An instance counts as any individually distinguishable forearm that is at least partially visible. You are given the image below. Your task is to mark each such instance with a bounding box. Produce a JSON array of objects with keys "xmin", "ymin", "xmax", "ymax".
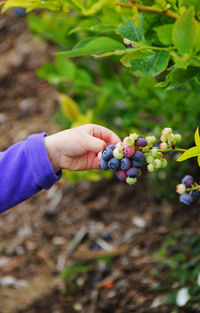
[{"xmin": 0, "ymin": 133, "xmax": 62, "ymax": 213}]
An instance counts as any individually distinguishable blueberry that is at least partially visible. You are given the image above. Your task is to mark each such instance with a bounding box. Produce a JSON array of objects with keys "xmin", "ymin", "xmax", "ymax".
[
  {"xmin": 180, "ymin": 193, "xmax": 194, "ymax": 206},
  {"xmin": 135, "ymin": 137, "xmax": 147, "ymax": 147},
  {"xmin": 132, "ymin": 160, "xmax": 142, "ymax": 168},
  {"xmin": 123, "ymin": 146, "xmax": 135, "ymax": 157},
  {"xmin": 181, "ymin": 175, "xmax": 194, "ymax": 186},
  {"xmin": 90, "ymin": 241, "xmax": 101, "ymax": 250},
  {"xmin": 102, "ymin": 233, "xmax": 112, "ymax": 241},
  {"xmin": 126, "ymin": 167, "xmax": 139, "ymax": 178},
  {"xmin": 102, "ymin": 148, "xmax": 113, "ymax": 161},
  {"xmin": 108, "ymin": 158, "xmax": 120, "ymax": 170},
  {"xmin": 107, "ymin": 144, "xmax": 116, "ymax": 151},
  {"xmin": 116, "ymin": 169, "xmax": 127, "ymax": 181},
  {"xmin": 192, "ymin": 191, "xmax": 200, "ymax": 201},
  {"xmin": 125, "ymin": 44, "xmax": 132, "ymax": 48},
  {"xmin": 99, "ymin": 160, "xmax": 108, "ymax": 170},
  {"xmin": 14, "ymin": 7, "xmax": 26, "ymax": 17},
  {"xmin": 132, "ymin": 151, "xmax": 144, "ymax": 162},
  {"xmin": 120, "ymin": 157, "xmax": 131, "ymax": 171}
]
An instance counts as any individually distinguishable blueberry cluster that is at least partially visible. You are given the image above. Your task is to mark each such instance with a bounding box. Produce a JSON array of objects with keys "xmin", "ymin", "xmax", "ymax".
[
  {"xmin": 99, "ymin": 128, "xmax": 183, "ymax": 186},
  {"xmin": 176, "ymin": 175, "xmax": 200, "ymax": 205},
  {"xmin": 99, "ymin": 135, "xmax": 145, "ymax": 185}
]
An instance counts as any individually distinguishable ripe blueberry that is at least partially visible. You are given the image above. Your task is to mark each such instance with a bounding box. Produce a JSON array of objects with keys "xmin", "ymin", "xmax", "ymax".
[
  {"xmin": 126, "ymin": 167, "xmax": 139, "ymax": 178},
  {"xmin": 102, "ymin": 148, "xmax": 113, "ymax": 161},
  {"xmin": 135, "ymin": 137, "xmax": 147, "ymax": 147},
  {"xmin": 132, "ymin": 160, "xmax": 142, "ymax": 168},
  {"xmin": 99, "ymin": 160, "xmax": 108, "ymax": 170},
  {"xmin": 181, "ymin": 175, "xmax": 194, "ymax": 187},
  {"xmin": 120, "ymin": 158, "xmax": 131, "ymax": 171},
  {"xmin": 192, "ymin": 191, "xmax": 200, "ymax": 201},
  {"xmin": 108, "ymin": 158, "xmax": 120, "ymax": 170},
  {"xmin": 116, "ymin": 170, "xmax": 127, "ymax": 181},
  {"xmin": 107, "ymin": 144, "xmax": 116, "ymax": 151},
  {"xmin": 180, "ymin": 193, "xmax": 194, "ymax": 206},
  {"xmin": 14, "ymin": 7, "xmax": 26, "ymax": 17},
  {"xmin": 132, "ymin": 151, "xmax": 144, "ymax": 162}
]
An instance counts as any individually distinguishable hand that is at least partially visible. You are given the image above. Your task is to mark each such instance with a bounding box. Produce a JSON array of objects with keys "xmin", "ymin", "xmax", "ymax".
[{"xmin": 44, "ymin": 124, "xmax": 121, "ymax": 172}]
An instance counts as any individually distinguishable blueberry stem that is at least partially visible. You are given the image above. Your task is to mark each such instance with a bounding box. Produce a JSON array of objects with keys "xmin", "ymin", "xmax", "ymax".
[
  {"xmin": 116, "ymin": 1, "xmax": 179, "ymax": 19},
  {"xmin": 186, "ymin": 186, "xmax": 200, "ymax": 191}
]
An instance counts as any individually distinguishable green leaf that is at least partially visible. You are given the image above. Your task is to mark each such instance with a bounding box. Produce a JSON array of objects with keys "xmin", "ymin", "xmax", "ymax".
[
  {"xmin": 154, "ymin": 24, "xmax": 173, "ymax": 46},
  {"xmin": 156, "ymin": 66, "xmax": 199, "ymax": 90},
  {"xmin": 177, "ymin": 146, "xmax": 200, "ymax": 162},
  {"xmin": 61, "ymin": 263, "xmax": 90, "ymax": 281},
  {"xmin": 118, "ymin": 15, "xmax": 143, "ymax": 43},
  {"xmin": 179, "ymin": 0, "xmax": 200, "ymax": 15},
  {"xmin": 195, "ymin": 127, "xmax": 200, "ymax": 148},
  {"xmin": 57, "ymin": 36, "xmax": 125, "ymax": 57},
  {"xmin": 172, "ymin": 8, "xmax": 198, "ymax": 55},
  {"xmin": 121, "ymin": 50, "xmax": 170, "ymax": 77}
]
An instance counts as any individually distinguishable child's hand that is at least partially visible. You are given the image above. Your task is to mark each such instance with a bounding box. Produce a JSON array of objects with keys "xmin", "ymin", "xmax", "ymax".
[{"xmin": 44, "ymin": 124, "xmax": 121, "ymax": 172}]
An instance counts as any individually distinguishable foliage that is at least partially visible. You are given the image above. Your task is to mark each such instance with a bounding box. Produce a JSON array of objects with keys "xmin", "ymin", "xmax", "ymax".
[
  {"xmin": 3, "ymin": 0, "xmax": 200, "ymax": 89},
  {"xmin": 154, "ymin": 232, "xmax": 200, "ymax": 310}
]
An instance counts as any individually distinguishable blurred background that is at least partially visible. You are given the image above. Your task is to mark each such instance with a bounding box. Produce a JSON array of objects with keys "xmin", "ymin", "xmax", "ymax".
[{"xmin": 0, "ymin": 7, "xmax": 200, "ymax": 313}]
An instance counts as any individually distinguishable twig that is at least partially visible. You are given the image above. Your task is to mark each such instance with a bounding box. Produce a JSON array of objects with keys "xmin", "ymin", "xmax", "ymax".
[{"xmin": 117, "ymin": 1, "xmax": 179, "ymax": 20}]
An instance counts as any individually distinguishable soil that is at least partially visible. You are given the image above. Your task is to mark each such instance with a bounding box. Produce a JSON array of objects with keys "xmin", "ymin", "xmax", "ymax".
[{"xmin": 0, "ymin": 12, "xmax": 200, "ymax": 313}]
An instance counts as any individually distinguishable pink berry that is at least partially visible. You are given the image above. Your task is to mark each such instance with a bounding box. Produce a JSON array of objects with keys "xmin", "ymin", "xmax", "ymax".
[{"xmin": 123, "ymin": 146, "xmax": 135, "ymax": 157}]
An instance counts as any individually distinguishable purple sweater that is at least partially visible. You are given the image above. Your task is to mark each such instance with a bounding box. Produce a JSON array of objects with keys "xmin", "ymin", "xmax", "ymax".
[{"xmin": 0, "ymin": 133, "xmax": 62, "ymax": 213}]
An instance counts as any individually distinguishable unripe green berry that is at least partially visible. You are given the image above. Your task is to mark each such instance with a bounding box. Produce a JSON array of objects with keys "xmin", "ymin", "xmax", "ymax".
[
  {"xmin": 161, "ymin": 158, "xmax": 168, "ymax": 168},
  {"xmin": 146, "ymin": 155, "xmax": 154, "ymax": 164},
  {"xmin": 130, "ymin": 132, "xmax": 139, "ymax": 142},
  {"xmin": 123, "ymin": 136, "xmax": 133, "ymax": 147},
  {"xmin": 147, "ymin": 164, "xmax": 155, "ymax": 172},
  {"xmin": 146, "ymin": 136, "xmax": 156, "ymax": 146},
  {"xmin": 160, "ymin": 142, "xmax": 168, "ymax": 152},
  {"xmin": 113, "ymin": 148, "xmax": 124, "ymax": 159},
  {"xmin": 168, "ymin": 133, "xmax": 175, "ymax": 144},
  {"xmin": 154, "ymin": 159, "xmax": 161, "ymax": 169},
  {"xmin": 152, "ymin": 148, "xmax": 159, "ymax": 157},
  {"xmin": 174, "ymin": 134, "xmax": 182, "ymax": 143},
  {"xmin": 176, "ymin": 184, "xmax": 186, "ymax": 195},
  {"xmin": 116, "ymin": 142, "xmax": 123, "ymax": 152},
  {"xmin": 142, "ymin": 146, "xmax": 150, "ymax": 153},
  {"xmin": 126, "ymin": 177, "xmax": 137, "ymax": 185}
]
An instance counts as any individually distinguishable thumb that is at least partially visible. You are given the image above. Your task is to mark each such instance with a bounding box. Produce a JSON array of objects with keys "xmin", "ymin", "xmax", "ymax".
[{"xmin": 85, "ymin": 135, "xmax": 106, "ymax": 153}]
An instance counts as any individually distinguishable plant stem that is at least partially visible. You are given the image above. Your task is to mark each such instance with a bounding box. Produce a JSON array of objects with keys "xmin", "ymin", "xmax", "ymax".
[
  {"xmin": 186, "ymin": 185, "xmax": 200, "ymax": 191},
  {"xmin": 116, "ymin": 1, "xmax": 179, "ymax": 20},
  {"xmin": 166, "ymin": 148, "xmax": 187, "ymax": 153}
]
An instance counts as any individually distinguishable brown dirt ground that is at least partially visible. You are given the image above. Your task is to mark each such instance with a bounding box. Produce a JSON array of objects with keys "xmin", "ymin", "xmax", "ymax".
[{"xmin": 0, "ymin": 12, "xmax": 200, "ymax": 313}]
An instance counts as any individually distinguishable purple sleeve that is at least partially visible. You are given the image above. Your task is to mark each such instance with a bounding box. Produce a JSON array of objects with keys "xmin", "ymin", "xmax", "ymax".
[{"xmin": 0, "ymin": 133, "xmax": 62, "ymax": 213}]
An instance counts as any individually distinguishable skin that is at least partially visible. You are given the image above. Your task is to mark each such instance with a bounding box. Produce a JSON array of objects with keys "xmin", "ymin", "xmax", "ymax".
[{"xmin": 44, "ymin": 124, "xmax": 121, "ymax": 173}]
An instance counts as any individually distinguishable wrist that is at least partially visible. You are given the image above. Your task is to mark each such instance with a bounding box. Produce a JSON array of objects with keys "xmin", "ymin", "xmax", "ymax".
[{"xmin": 44, "ymin": 136, "xmax": 61, "ymax": 173}]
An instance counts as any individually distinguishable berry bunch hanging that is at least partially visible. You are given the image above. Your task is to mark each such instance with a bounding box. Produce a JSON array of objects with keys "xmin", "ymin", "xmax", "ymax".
[
  {"xmin": 99, "ymin": 127, "xmax": 184, "ymax": 185},
  {"xmin": 176, "ymin": 175, "xmax": 200, "ymax": 206}
]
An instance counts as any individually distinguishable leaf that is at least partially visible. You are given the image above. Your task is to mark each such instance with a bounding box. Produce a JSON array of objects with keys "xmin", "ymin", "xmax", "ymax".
[
  {"xmin": 2, "ymin": 0, "xmax": 69, "ymax": 12},
  {"xmin": 121, "ymin": 50, "xmax": 170, "ymax": 77},
  {"xmin": 61, "ymin": 263, "xmax": 90, "ymax": 281},
  {"xmin": 154, "ymin": 24, "xmax": 173, "ymax": 46},
  {"xmin": 57, "ymin": 36, "xmax": 125, "ymax": 57},
  {"xmin": 195, "ymin": 127, "xmax": 200, "ymax": 148},
  {"xmin": 179, "ymin": 0, "xmax": 200, "ymax": 15},
  {"xmin": 118, "ymin": 15, "xmax": 143, "ymax": 43},
  {"xmin": 177, "ymin": 146, "xmax": 200, "ymax": 162},
  {"xmin": 156, "ymin": 66, "xmax": 199, "ymax": 90},
  {"xmin": 60, "ymin": 94, "xmax": 81, "ymax": 122},
  {"xmin": 68, "ymin": 20, "xmax": 115, "ymax": 35},
  {"xmin": 172, "ymin": 8, "xmax": 198, "ymax": 55}
]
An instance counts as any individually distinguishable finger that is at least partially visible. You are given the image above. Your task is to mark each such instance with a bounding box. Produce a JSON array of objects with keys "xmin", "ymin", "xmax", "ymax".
[
  {"xmin": 87, "ymin": 124, "xmax": 121, "ymax": 145},
  {"xmin": 84, "ymin": 135, "xmax": 107, "ymax": 153}
]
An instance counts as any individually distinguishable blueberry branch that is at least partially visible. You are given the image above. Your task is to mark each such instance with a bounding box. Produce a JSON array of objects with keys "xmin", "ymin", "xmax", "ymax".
[{"xmin": 116, "ymin": 1, "xmax": 179, "ymax": 20}]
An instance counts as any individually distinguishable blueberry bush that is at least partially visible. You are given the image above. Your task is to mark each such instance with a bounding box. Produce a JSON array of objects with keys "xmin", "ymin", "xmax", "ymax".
[{"xmin": 2, "ymin": 0, "xmax": 200, "ymax": 202}]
